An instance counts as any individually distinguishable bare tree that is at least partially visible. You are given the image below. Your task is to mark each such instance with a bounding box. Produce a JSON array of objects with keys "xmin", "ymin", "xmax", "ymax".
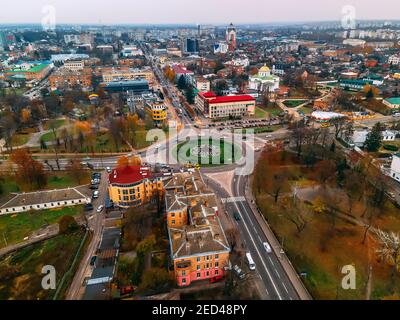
[{"xmin": 375, "ymin": 229, "xmax": 400, "ymax": 293}]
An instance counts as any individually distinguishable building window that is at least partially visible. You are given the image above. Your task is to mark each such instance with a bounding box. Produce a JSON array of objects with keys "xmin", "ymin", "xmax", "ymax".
[
  {"xmin": 215, "ymin": 270, "xmax": 219, "ymax": 275},
  {"xmin": 182, "ymin": 279, "xmax": 186, "ymax": 284},
  {"xmin": 197, "ymin": 273, "xmax": 201, "ymax": 278},
  {"xmin": 215, "ymin": 262, "xmax": 219, "ymax": 267},
  {"xmin": 182, "ymin": 271, "xmax": 186, "ymax": 276},
  {"xmin": 215, "ymin": 254, "xmax": 219, "ymax": 260},
  {"xmin": 197, "ymin": 265, "xmax": 200, "ymax": 270},
  {"xmin": 171, "ymin": 220, "xmax": 175, "ymax": 225},
  {"xmin": 197, "ymin": 257, "xmax": 201, "ymax": 262}
]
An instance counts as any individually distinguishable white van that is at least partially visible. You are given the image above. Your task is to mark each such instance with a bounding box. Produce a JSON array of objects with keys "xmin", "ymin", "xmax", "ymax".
[{"xmin": 245, "ymin": 252, "xmax": 256, "ymax": 271}]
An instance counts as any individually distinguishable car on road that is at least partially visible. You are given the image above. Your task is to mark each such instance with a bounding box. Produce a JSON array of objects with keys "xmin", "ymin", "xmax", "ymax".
[
  {"xmin": 84, "ymin": 203, "xmax": 94, "ymax": 211},
  {"xmin": 233, "ymin": 265, "xmax": 245, "ymax": 280},
  {"xmin": 265, "ymin": 135, "xmax": 273, "ymax": 139},
  {"xmin": 96, "ymin": 205, "xmax": 104, "ymax": 213},
  {"xmin": 233, "ymin": 212, "xmax": 241, "ymax": 221},
  {"xmin": 263, "ymin": 241, "xmax": 272, "ymax": 253},
  {"xmin": 90, "ymin": 256, "xmax": 97, "ymax": 266},
  {"xmin": 106, "ymin": 166, "xmax": 112, "ymax": 173},
  {"xmin": 92, "ymin": 191, "xmax": 99, "ymax": 199}
]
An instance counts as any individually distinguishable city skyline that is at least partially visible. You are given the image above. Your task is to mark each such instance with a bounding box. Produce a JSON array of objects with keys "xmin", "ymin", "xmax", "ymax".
[{"xmin": 0, "ymin": 0, "xmax": 399, "ymax": 25}]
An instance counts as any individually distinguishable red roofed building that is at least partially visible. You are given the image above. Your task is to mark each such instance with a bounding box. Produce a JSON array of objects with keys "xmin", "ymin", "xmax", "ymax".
[
  {"xmin": 196, "ymin": 92, "xmax": 256, "ymax": 119},
  {"xmin": 108, "ymin": 166, "xmax": 163, "ymax": 208},
  {"xmin": 172, "ymin": 64, "xmax": 194, "ymax": 83}
]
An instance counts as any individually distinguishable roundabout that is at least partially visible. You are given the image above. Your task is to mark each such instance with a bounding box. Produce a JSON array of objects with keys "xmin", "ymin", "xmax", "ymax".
[{"xmin": 174, "ymin": 137, "xmax": 242, "ymax": 167}]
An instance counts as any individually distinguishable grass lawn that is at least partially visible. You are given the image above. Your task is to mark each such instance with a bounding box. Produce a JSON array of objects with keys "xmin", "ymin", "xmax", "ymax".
[
  {"xmin": 255, "ymin": 107, "xmax": 269, "ymax": 119},
  {"xmin": 264, "ymin": 107, "xmax": 283, "ymax": 117},
  {"xmin": 0, "ymin": 206, "xmax": 83, "ymax": 249},
  {"xmin": 298, "ymin": 106, "xmax": 313, "ymax": 115},
  {"xmin": 243, "ymin": 125, "xmax": 282, "ymax": 134},
  {"xmin": 47, "ymin": 173, "xmax": 90, "ymax": 189},
  {"xmin": 253, "ymin": 151, "xmax": 400, "ymax": 300},
  {"xmin": 283, "ymin": 100, "xmax": 308, "ymax": 108},
  {"xmin": 0, "ymin": 230, "xmax": 85, "ymax": 300},
  {"xmin": 40, "ymin": 131, "xmax": 57, "ymax": 143},
  {"xmin": 42, "ymin": 119, "xmax": 66, "ymax": 131},
  {"xmin": 174, "ymin": 138, "xmax": 242, "ymax": 167},
  {"xmin": 11, "ymin": 134, "xmax": 30, "ymax": 147}
]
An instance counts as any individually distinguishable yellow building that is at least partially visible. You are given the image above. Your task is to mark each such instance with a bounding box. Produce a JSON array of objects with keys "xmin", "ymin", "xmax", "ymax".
[
  {"xmin": 108, "ymin": 166, "xmax": 163, "ymax": 208},
  {"xmin": 164, "ymin": 172, "xmax": 230, "ymax": 286},
  {"xmin": 146, "ymin": 101, "xmax": 167, "ymax": 124}
]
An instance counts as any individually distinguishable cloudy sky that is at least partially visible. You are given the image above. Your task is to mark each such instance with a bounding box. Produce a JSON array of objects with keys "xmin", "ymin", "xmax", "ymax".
[{"xmin": 0, "ymin": 0, "xmax": 398, "ymax": 25}]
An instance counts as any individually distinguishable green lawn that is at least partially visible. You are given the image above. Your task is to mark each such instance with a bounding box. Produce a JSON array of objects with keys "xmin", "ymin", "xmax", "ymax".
[
  {"xmin": 11, "ymin": 134, "xmax": 30, "ymax": 147},
  {"xmin": 244, "ymin": 125, "xmax": 282, "ymax": 134},
  {"xmin": 0, "ymin": 230, "xmax": 85, "ymax": 300},
  {"xmin": 264, "ymin": 107, "xmax": 283, "ymax": 117},
  {"xmin": 0, "ymin": 206, "xmax": 83, "ymax": 249},
  {"xmin": 298, "ymin": 106, "xmax": 313, "ymax": 115},
  {"xmin": 255, "ymin": 107, "xmax": 269, "ymax": 119},
  {"xmin": 40, "ymin": 131, "xmax": 57, "ymax": 143},
  {"xmin": 42, "ymin": 119, "xmax": 66, "ymax": 131},
  {"xmin": 283, "ymin": 100, "xmax": 308, "ymax": 108},
  {"xmin": 174, "ymin": 138, "xmax": 242, "ymax": 167}
]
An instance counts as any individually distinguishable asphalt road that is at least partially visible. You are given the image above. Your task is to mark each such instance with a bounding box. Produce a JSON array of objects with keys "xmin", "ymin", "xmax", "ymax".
[
  {"xmin": 205, "ymin": 169, "xmax": 299, "ymax": 300},
  {"xmin": 66, "ymin": 171, "xmax": 108, "ymax": 300}
]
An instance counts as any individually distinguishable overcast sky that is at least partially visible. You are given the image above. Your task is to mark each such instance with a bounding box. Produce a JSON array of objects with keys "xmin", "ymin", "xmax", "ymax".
[{"xmin": 0, "ymin": 0, "xmax": 399, "ymax": 25}]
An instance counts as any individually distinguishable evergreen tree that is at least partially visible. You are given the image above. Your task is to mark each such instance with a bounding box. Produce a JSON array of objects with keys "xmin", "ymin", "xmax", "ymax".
[
  {"xmin": 365, "ymin": 122, "xmax": 383, "ymax": 152},
  {"xmin": 177, "ymin": 75, "xmax": 186, "ymax": 90}
]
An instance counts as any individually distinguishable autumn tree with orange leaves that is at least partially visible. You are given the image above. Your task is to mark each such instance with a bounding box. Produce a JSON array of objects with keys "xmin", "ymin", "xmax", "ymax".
[{"xmin": 10, "ymin": 149, "xmax": 47, "ymax": 190}]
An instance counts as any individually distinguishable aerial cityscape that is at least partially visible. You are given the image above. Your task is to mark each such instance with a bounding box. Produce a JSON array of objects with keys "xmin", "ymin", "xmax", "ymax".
[{"xmin": 1, "ymin": 0, "xmax": 400, "ymax": 307}]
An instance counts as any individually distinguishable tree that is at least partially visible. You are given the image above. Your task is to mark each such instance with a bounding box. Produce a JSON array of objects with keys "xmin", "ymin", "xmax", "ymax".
[
  {"xmin": 365, "ymin": 122, "xmax": 383, "ymax": 152},
  {"xmin": 263, "ymin": 167, "xmax": 290, "ymax": 203},
  {"xmin": 117, "ymin": 156, "xmax": 130, "ymax": 168},
  {"xmin": 139, "ymin": 268, "xmax": 175, "ymax": 292},
  {"xmin": 58, "ymin": 215, "xmax": 79, "ymax": 234},
  {"xmin": 375, "ymin": 229, "xmax": 400, "ymax": 292},
  {"xmin": 185, "ymin": 85, "xmax": 195, "ymax": 104},
  {"xmin": 214, "ymin": 79, "xmax": 228, "ymax": 96},
  {"xmin": 136, "ymin": 235, "xmax": 157, "ymax": 256},
  {"xmin": 331, "ymin": 117, "xmax": 347, "ymax": 139},
  {"xmin": 10, "ymin": 149, "xmax": 47, "ymax": 190},
  {"xmin": 66, "ymin": 159, "xmax": 86, "ymax": 185},
  {"xmin": 177, "ymin": 75, "xmax": 186, "ymax": 90},
  {"xmin": 21, "ymin": 108, "xmax": 31, "ymax": 124}
]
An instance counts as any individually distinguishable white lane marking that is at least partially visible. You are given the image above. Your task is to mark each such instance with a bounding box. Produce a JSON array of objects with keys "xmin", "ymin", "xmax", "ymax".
[
  {"xmin": 257, "ymin": 235, "xmax": 263, "ymax": 243},
  {"xmin": 268, "ymin": 256, "xmax": 276, "ymax": 268},
  {"xmin": 282, "ymin": 282, "xmax": 289, "ymax": 294},
  {"xmin": 275, "ymin": 269, "xmax": 281, "ymax": 279},
  {"xmin": 233, "ymin": 177, "xmax": 283, "ymax": 300}
]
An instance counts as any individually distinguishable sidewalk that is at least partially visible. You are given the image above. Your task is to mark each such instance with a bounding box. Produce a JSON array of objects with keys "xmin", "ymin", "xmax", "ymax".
[{"xmin": 245, "ymin": 177, "xmax": 313, "ymax": 300}]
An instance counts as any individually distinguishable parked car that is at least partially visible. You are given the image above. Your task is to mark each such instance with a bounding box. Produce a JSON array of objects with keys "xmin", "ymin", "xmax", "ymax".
[
  {"xmin": 90, "ymin": 256, "xmax": 97, "ymax": 266},
  {"xmin": 106, "ymin": 166, "xmax": 112, "ymax": 173},
  {"xmin": 96, "ymin": 205, "xmax": 104, "ymax": 213},
  {"xmin": 233, "ymin": 265, "xmax": 245, "ymax": 280},
  {"xmin": 84, "ymin": 203, "xmax": 94, "ymax": 212},
  {"xmin": 92, "ymin": 191, "xmax": 99, "ymax": 199},
  {"xmin": 210, "ymin": 275, "xmax": 224, "ymax": 283}
]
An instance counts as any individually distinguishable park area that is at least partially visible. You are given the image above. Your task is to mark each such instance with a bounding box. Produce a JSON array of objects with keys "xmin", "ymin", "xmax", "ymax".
[
  {"xmin": 253, "ymin": 147, "xmax": 400, "ymax": 300},
  {"xmin": 116, "ymin": 203, "xmax": 174, "ymax": 296},
  {"xmin": 0, "ymin": 206, "xmax": 83, "ymax": 249},
  {"xmin": 0, "ymin": 230, "xmax": 85, "ymax": 300},
  {"xmin": 283, "ymin": 100, "xmax": 308, "ymax": 108}
]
